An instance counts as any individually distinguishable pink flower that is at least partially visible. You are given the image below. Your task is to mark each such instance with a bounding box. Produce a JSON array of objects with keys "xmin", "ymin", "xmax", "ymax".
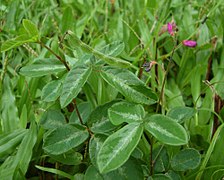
[
  {"xmin": 167, "ymin": 22, "xmax": 176, "ymax": 36},
  {"xmin": 182, "ymin": 40, "xmax": 197, "ymax": 47}
]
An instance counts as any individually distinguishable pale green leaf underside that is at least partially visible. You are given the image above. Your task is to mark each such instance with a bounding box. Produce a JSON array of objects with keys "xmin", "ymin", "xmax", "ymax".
[
  {"xmin": 144, "ymin": 114, "xmax": 188, "ymax": 146},
  {"xmin": 97, "ymin": 123, "xmax": 143, "ymax": 174}
]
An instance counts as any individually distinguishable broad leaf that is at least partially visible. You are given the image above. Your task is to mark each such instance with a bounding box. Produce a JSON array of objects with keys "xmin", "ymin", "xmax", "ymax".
[
  {"xmin": 43, "ymin": 124, "xmax": 89, "ymax": 155},
  {"xmin": 1, "ymin": 34, "xmax": 36, "ymax": 52},
  {"xmin": 100, "ymin": 67, "xmax": 157, "ymax": 105},
  {"xmin": 88, "ymin": 101, "xmax": 119, "ymax": 134},
  {"xmin": 144, "ymin": 114, "xmax": 188, "ymax": 146},
  {"xmin": 108, "ymin": 101, "xmax": 145, "ymax": 125},
  {"xmin": 89, "ymin": 134, "xmax": 107, "ymax": 167},
  {"xmin": 20, "ymin": 64, "xmax": 66, "ymax": 77},
  {"xmin": 148, "ymin": 174, "xmax": 172, "ymax": 180},
  {"xmin": 99, "ymin": 41, "xmax": 125, "ymax": 57},
  {"xmin": 41, "ymin": 80, "xmax": 62, "ymax": 102},
  {"xmin": 171, "ymin": 148, "xmax": 201, "ymax": 171},
  {"xmin": 167, "ymin": 106, "xmax": 196, "ymax": 123},
  {"xmin": 97, "ymin": 123, "xmax": 143, "ymax": 173},
  {"xmin": 22, "ymin": 19, "xmax": 39, "ymax": 39},
  {"xmin": 85, "ymin": 165, "xmax": 104, "ymax": 180},
  {"xmin": 60, "ymin": 65, "xmax": 92, "ymax": 108},
  {"xmin": 40, "ymin": 110, "xmax": 66, "ymax": 129}
]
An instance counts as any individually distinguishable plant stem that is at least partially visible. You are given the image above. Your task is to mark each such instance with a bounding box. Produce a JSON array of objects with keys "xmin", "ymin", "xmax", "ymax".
[
  {"xmin": 156, "ymin": 39, "xmax": 177, "ymax": 113},
  {"xmin": 150, "ymin": 137, "xmax": 154, "ymax": 175},
  {"xmin": 37, "ymin": 41, "xmax": 70, "ymax": 71},
  {"xmin": 72, "ymin": 99, "xmax": 84, "ymax": 125}
]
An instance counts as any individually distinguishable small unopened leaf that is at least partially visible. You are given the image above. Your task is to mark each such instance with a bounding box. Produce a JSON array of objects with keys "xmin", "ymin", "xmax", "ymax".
[
  {"xmin": 43, "ymin": 124, "xmax": 89, "ymax": 155},
  {"xmin": 108, "ymin": 101, "xmax": 145, "ymax": 125},
  {"xmin": 97, "ymin": 123, "xmax": 143, "ymax": 173},
  {"xmin": 144, "ymin": 114, "xmax": 188, "ymax": 146},
  {"xmin": 171, "ymin": 148, "xmax": 201, "ymax": 171},
  {"xmin": 60, "ymin": 65, "xmax": 92, "ymax": 108}
]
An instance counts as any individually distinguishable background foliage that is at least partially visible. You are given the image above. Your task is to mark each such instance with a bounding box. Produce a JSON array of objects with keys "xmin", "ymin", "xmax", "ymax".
[{"xmin": 1, "ymin": 0, "xmax": 224, "ymax": 179}]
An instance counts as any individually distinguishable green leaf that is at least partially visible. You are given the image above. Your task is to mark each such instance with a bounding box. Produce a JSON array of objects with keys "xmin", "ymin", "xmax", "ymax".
[
  {"xmin": 49, "ymin": 151, "xmax": 83, "ymax": 165},
  {"xmin": 43, "ymin": 124, "xmax": 89, "ymax": 155},
  {"xmin": 100, "ymin": 67, "xmax": 157, "ymax": 105},
  {"xmin": 171, "ymin": 148, "xmax": 201, "ymax": 171},
  {"xmin": 153, "ymin": 146, "xmax": 169, "ymax": 173},
  {"xmin": 40, "ymin": 110, "xmax": 66, "ymax": 129},
  {"xmin": 1, "ymin": 75, "xmax": 20, "ymax": 132},
  {"xmin": 1, "ymin": 34, "xmax": 35, "ymax": 52},
  {"xmin": 99, "ymin": 41, "xmax": 125, "ymax": 57},
  {"xmin": 108, "ymin": 101, "xmax": 145, "ymax": 125},
  {"xmin": 85, "ymin": 165, "xmax": 104, "ymax": 180},
  {"xmin": 61, "ymin": 6, "xmax": 74, "ymax": 33},
  {"xmin": 41, "ymin": 80, "xmax": 62, "ymax": 102},
  {"xmin": 22, "ymin": 19, "xmax": 39, "ymax": 39},
  {"xmin": 148, "ymin": 174, "xmax": 172, "ymax": 180},
  {"xmin": 20, "ymin": 64, "xmax": 66, "ymax": 77},
  {"xmin": 97, "ymin": 123, "xmax": 143, "ymax": 173},
  {"xmin": 89, "ymin": 134, "xmax": 107, "ymax": 167},
  {"xmin": 167, "ymin": 106, "xmax": 196, "ymax": 123},
  {"xmin": 60, "ymin": 65, "xmax": 92, "ymax": 108},
  {"xmin": 13, "ymin": 122, "xmax": 37, "ymax": 176},
  {"xmin": 88, "ymin": 101, "xmax": 118, "ymax": 134},
  {"xmin": 0, "ymin": 129, "xmax": 27, "ymax": 158},
  {"xmin": 144, "ymin": 114, "xmax": 189, "ymax": 146}
]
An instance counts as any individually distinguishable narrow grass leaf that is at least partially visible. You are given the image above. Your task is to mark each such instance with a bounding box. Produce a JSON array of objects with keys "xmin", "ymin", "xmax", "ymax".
[{"xmin": 35, "ymin": 165, "xmax": 73, "ymax": 179}]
